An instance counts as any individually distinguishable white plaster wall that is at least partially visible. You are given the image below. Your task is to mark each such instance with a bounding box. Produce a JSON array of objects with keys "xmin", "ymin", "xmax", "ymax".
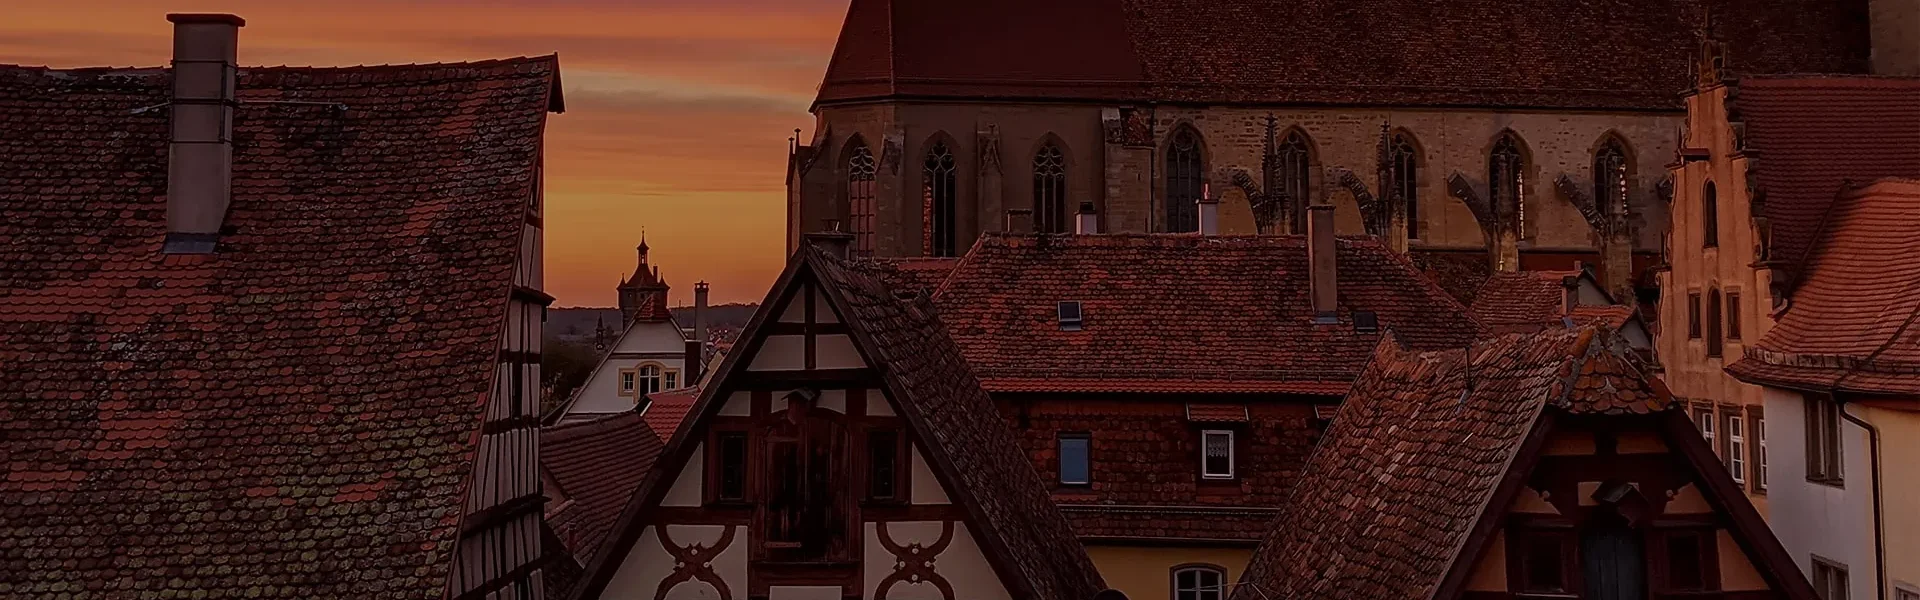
[
  {"xmin": 567, "ymin": 319, "xmax": 689, "ymax": 417},
  {"xmin": 779, "ymin": 293, "xmax": 808, "ymax": 323},
  {"xmin": 720, "ymin": 391, "xmax": 753, "ymax": 417},
  {"xmin": 909, "ymin": 447, "xmax": 948, "ymax": 505},
  {"xmin": 1763, "ymin": 387, "xmax": 1877, "ymax": 592},
  {"xmin": 815, "ymin": 334, "xmax": 866, "ymax": 370},
  {"xmin": 818, "ymin": 389, "xmax": 847, "ymax": 414},
  {"xmin": 604, "ymin": 525, "xmax": 746, "ymax": 600},
  {"xmin": 865, "ymin": 521, "xmax": 1011, "ymax": 600},
  {"xmin": 749, "ymin": 335, "xmax": 807, "ymax": 371},
  {"xmin": 661, "ymin": 442, "xmax": 704, "ymax": 507},
  {"xmin": 812, "ymin": 288, "xmax": 840, "ymax": 323},
  {"xmin": 769, "ymin": 587, "xmax": 841, "ymax": 600}
]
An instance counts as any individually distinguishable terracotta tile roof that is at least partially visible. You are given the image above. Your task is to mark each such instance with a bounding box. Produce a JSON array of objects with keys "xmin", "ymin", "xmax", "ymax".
[
  {"xmin": 0, "ymin": 57, "xmax": 559, "ymax": 598},
  {"xmin": 1057, "ymin": 505, "xmax": 1278, "ymax": 543},
  {"xmin": 1185, "ymin": 403, "xmax": 1250, "ymax": 422},
  {"xmin": 1728, "ymin": 179, "xmax": 1920, "ymax": 395},
  {"xmin": 641, "ymin": 387, "xmax": 699, "ymax": 442},
  {"xmin": 818, "ymin": 0, "xmax": 1866, "ymax": 109},
  {"xmin": 1734, "ymin": 76, "xmax": 1920, "ymax": 279},
  {"xmin": 932, "ymin": 234, "xmax": 1481, "ymax": 395},
  {"xmin": 577, "ymin": 246, "xmax": 1106, "ymax": 600},
  {"xmin": 1233, "ymin": 328, "xmax": 1671, "ymax": 600},
  {"xmin": 541, "ymin": 410, "xmax": 664, "ymax": 591},
  {"xmin": 1470, "ymin": 270, "xmax": 1638, "ymax": 334},
  {"xmin": 852, "ymin": 256, "xmax": 961, "ymax": 295},
  {"xmin": 1409, "ymin": 249, "xmax": 1494, "ymax": 306}
]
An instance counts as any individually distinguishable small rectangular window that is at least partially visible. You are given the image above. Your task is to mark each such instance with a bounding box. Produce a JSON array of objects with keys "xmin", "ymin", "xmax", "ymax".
[
  {"xmin": 1728, "ymin": 414, "xmax": 1747, "ymax": 486},
  {"xmin": 1727, "ymin": 292, "xmax": 1743, "ymax": 340},
  {"xmin": 1664, "ymin": 531, "xmax": 1709, "ymax": 591},
  {"xmin": 620, "ymin": 371, "xmax": 636, "ymax": 393},
  {"xmin": 1754, "ymin": 410, "xmax": 1769, "ymax": 491},
  {"xmin": 716, "ymin": 432, "xmax": 747, "ymax": 501},
  {"xmin": 1353, "ymin": 311, "xmax": 1379, "ymax": 332},
  {"xmin": 867, "ymin": 429, "xmax": 900, "ymax": 500},
  {"xmin": 1201, "ymin": 430, "xmax": 1235, "ymax": 479},
  {"xmin": 1688, "ymin": 293, "xmax": 1703, "ymax": 339},
  {"xmin": 665, "ymin": 371, "xmax": 679, "ymax": 390},
  {"xmin": 1707, "ymin": 290, "xmax": 1725, "ymax": 358},
  {"xmin": 1696, "ymin": 406, "xmax": 1716, "ymax": 456},
  {"xmin": 1058, "ymin": 301, "xmax": 1084, "ymax": 331},
  {"xmin": 1512, "ymin": 529, "xmax": 1573, "ymax": 593},
  {"xmin": 1894, "ymin": 587, "xmax": 1917, "ymax": 600},
  {"xmin": 1807, "ymin": 395, "xmax": 1844, "ymax": 485},
  {"xmin": 1058, "ymin": 434, "xmax": 1090, "ymax": 485},
  {"xmin": 1813, "ymin": 558, "xmax": 1849, "ymax": 600}
]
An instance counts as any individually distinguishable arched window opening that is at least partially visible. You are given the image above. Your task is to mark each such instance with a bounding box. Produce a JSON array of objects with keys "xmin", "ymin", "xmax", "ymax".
[
  {"xmin": 1595, "ymin": 138, "xmax": 1630, "ymax": 218},
  {"xmin": 923, "ymin": 141, "xmax": 958, "ymax": 257},
  {"xmin": 847, "ymin": 142, "xmax": 877, "ymax": 256},
  {"xmin": 1034, "ymin": 143, "xmax": 1068, "ymax": 234},
  {"xmin": 1490, "ymin": 134, "xmax": 1527, "ymax": 238},
  {"xmin": 1278, "ymin": 131, "xmax": 1312, "ymax": 233},
  {"xmin": 1702, "ymin": 181, "xmax": 1719, "ymax": 249},
  {"xmin": 1172, "ymin": 565, "xmax": 1226, "ymax": 600},
  {"xmin": 638, "ymin": 363, "xmax": 663, "ymax": 395},
  {"xmin": 1166, "ymin": 129, "xmax": 1204, "ymax": 233},
  {"xmin": 1391, "ymin": 133, "xmax": 1420, "ymax": 239}
]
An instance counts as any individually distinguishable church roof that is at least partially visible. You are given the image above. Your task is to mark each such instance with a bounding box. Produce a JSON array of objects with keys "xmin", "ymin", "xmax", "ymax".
[
  {"xmin": 816, "ymin": 0, "xmax": 1867, "ymax": 110},
  {"xmin": 0, "ymin": 56, "xmax": 560, "ymax": 598},
  {"xmin": 1729, "ymin": 179, "xmax": 1920, "ymax": 395},
  {"xmin": 930, "ymin": 234, "xmax": 1481, "ymax": 395},
  {"xmin": 1732, "ymin": 75, "xmax": 1920, "ymax": 281}
]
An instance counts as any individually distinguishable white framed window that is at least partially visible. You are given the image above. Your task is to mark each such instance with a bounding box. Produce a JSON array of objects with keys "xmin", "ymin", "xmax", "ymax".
[
  {"xmin": 1173, "ymin": 565, "xmax": 1226, "ymax": 600},
  {"xmin": 1728, "ymin": 415, "xmax": 1746, "ymax": 485},
  {"xmin": 1758, "ymin": 416, "xmax": 1769, "ymax": 489},
  {"xmin": 638, "ymin": 363, "xmax": 663, "ymax": 395},
  {"xmin": 1813, "ymin": 557, "xmax": 1848, "ymax": 600},
  {"xmin": 665, "ymin": 370, "xmax": 680, "ymax": 390},
  {"xmin": 1696, "ymin": 407, "xmax": 1715, "ymax": 451},
  {"xmin": 1201, "ymin": 430, "xmax": 1234, "ymax": 479},
  {"xmin": 619, "ymin": 370, "xmax": 636, "ymax": 394},
  {"xmin": 1893, "ymin": 585, "xmax": 1917, "ymax": 600}
]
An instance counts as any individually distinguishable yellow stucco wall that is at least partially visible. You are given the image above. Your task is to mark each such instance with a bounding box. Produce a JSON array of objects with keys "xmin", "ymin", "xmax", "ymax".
[
  {"xmin": 1085, "ymin": 545, "xmax": 1252, "ymax": 600},
  {"xmin": 1863, "ymin": 404, "xmax": 1920, "ymax": 594}
]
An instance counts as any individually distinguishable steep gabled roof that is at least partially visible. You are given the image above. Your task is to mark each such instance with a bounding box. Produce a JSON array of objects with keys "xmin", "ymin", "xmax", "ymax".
[
  {"xmin": 931, "ymin": 234, "xmax": 1481, "ymax": 395},
  {"xmin": 542, "ymin": 410, "xmax": 665, "ymax": 597},
  {"xmin": 0, "ymin": 57, "xmax": 559, "ymax": 598},
  {"xmin": 1232, "ymin": 327, "xmax": 1813, "ymax": 600},
  {"xmin": 817, "ymin": 0, "xmax": 1867, "ymax": 109},
  {"xmin": 574, "ymin": 245, "xmax": 1105, "ymax": 600},
  {"xmin": 1732, "ymin": 76, "xmax": 1920, "ymax": 280},
  {"xmin": 1728, "ymin": 179, "xmax": 1920, "ymax": 395}
]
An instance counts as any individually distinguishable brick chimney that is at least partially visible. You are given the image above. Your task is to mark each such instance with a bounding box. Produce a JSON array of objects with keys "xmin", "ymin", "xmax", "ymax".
[
  {"xmin": 1197, "ymin": 194, "xmax": 1220, "ymax": 236},
  {"xmin": 1076, "ymin": 202, "xmax": 1100, "ymax": 235},
  {"xmin": 806, "ymin": 219, "xmax": 855, "ymax": 260},
  {"xmin": 683, "ymin": 339, "xmax": 703, "ymax": 388},
  {"xmin": 1308, "ymin": 204, "xmax": 1337, "ymax": 323},
  {"xmin": 1005, "ymin": 208, "xmax": 1034, "ymax": 235},
  {"xmin": 163, "ymin": 13, "xmax": 244, "ymax": 254}
]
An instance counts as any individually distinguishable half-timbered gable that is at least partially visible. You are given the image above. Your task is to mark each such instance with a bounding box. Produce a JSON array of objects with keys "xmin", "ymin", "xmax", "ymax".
[
  {"xmin": 570, "ymin": 241, "xmax": 1106, "ymax": 600},
  {"xmin": 1233, "ymin": 328, "xmax": 1818, "ymax": 600}
]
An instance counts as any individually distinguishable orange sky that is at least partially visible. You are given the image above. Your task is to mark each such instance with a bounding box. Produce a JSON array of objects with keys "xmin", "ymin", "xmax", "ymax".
[{"xmin": 0, "ymin": 0, "xmax": 843, "ymax": 306}]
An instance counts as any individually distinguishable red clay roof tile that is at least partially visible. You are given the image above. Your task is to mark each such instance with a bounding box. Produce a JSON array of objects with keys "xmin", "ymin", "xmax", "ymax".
[
  {"xmin": 541, "ymin": 410, "xmax": 664, "ymax": 592},
  {"xmin": 0, "ymin": 57, "xmax": 558, "ymax": 598}
]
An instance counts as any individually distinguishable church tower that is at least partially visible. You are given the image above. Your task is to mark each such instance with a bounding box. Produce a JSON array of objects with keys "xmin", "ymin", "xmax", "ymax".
[{"xmin": 616, "ymin": 237, "xmax": 671, "ymax": 325}]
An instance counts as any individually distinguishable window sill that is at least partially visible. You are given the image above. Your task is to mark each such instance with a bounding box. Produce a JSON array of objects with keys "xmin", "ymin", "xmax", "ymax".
[{"xmin": 1807, "ymin": 476, "xmax": 1845, "ymax": 489}]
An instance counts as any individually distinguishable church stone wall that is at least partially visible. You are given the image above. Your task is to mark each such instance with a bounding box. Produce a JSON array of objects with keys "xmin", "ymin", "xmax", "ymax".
[{"xmin": 805, "ymin": 101, "xmax": 1676, "ymax": 262}]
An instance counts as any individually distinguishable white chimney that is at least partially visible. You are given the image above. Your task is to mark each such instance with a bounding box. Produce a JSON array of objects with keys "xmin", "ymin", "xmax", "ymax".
[
  {"xmin": 164, "ymin": 13, "xmax": 244, "ymax": 254},
  {"xmin": 1197, "ymin": 195, "xmax": 1220, "ymax": 236},
  {"xmin": 1075, "ymin": 201, "xmax": 1099, "ymax": 235},
  {"xmin": 1308, "ymin": 204, "xmax": 1337, "ymax": 323}
]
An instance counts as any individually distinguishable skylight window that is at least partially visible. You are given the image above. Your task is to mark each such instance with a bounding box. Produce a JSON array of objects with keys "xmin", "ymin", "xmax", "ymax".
[{"xmin": 1058, "ymin": 301, "xmax": 1083, "ymax": 331}]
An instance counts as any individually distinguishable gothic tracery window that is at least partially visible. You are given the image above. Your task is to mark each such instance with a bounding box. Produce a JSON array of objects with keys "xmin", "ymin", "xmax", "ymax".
[
  {"xmin": 1390, "ymin": 133, "xmax": 1419, "ymax": 239},
  {"xmin": 1490, "ymin": 134, "xmax": 1527, "ymax": 238},
  {"xmin": 1166, "ymin": 128, "xmax": 1204, "ymax": 233},
  {"xmin": 923, "ymin": 140, "xmax": 958, "ymax": 257},
  {"xmin": 847, "ymin": 141, "xmax": 877, "ymax": 256},
  {"xmin": 1595, "ymin": 138, "xmax": 1629, "ymax": 218},
  {"xmin": 1034, "ymin": 142, "xmax": 1068, "ymax": 234},
  {"xmin": 1278, "ymin": 131, "xmax": 1312, "ymax": 233}
]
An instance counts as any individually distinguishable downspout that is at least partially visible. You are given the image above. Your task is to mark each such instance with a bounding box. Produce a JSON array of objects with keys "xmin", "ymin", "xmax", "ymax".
[{"xmin": 1837, "ymin": 402, "xmax": 1886, "ymax": 600}]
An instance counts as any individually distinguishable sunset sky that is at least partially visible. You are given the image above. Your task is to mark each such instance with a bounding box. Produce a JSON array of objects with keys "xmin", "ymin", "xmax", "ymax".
[{"xmin": 1, "ymin": 0, "xmax": 843, "ymax": 306}]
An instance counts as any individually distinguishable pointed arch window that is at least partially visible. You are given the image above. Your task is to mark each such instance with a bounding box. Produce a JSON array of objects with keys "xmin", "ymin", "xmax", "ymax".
[
  {"xmin": 1034, "ymin": 143, "xmax": 1068, "ymax": 234},
  {"xmin": 1278, "ymin": 131, "xmax": 1312, "ymax": 233},
  {"xmin": 1490, "ymin": 135, "xmax": 1527, "ymax": 238},
  {"xmin": 1595, "ymin": 138, "xmax": 1630, "ymax": 218},
  {"xmin": 847, "ymin": 141, "xmax": 877, "ymax": 256},
  {"xmin": 923, "ymin": 141, "xmax": 958, "ymax": 257},
  {"xmin": 1166, "ymin": 129, "xmax": 1204, "ymax": 233},
  {"xmin": 1390, "ymin": 133, "xmax": 1420, "ymax": 239},
  {"xmin": 1703, "ymin": 181, "xmax": 1719, "ymax": 249}
]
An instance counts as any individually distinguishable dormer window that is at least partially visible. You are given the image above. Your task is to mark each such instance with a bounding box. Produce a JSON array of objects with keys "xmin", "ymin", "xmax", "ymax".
[
  {"xmin": 1058, "ymin": 301, "xmax": 1084, "ymax": 331},
  {"xmin": 1201, "ymin": 430, "xmax": 1235, "ymax": 479}
]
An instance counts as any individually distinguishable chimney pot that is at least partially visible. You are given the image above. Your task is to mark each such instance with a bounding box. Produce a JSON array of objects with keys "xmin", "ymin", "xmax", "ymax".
[
  {"xmin": 1197, "ymin": 195, "xmax": 1220, "ymax": 236},
  {"xmin": 1005, "ymin": 208, "xmax": 1034, "ymax": 235},
  {"xmin": 163, "ymin": 13, "xmax": 244, "ymax": 254},
  {"xmin": 1075, "ymin": 201, "xmax": 1100, "ymax": 235},
  {"xmin": 1308, "ymin": 204, "xmax": 1338, "ymax": 323}
]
